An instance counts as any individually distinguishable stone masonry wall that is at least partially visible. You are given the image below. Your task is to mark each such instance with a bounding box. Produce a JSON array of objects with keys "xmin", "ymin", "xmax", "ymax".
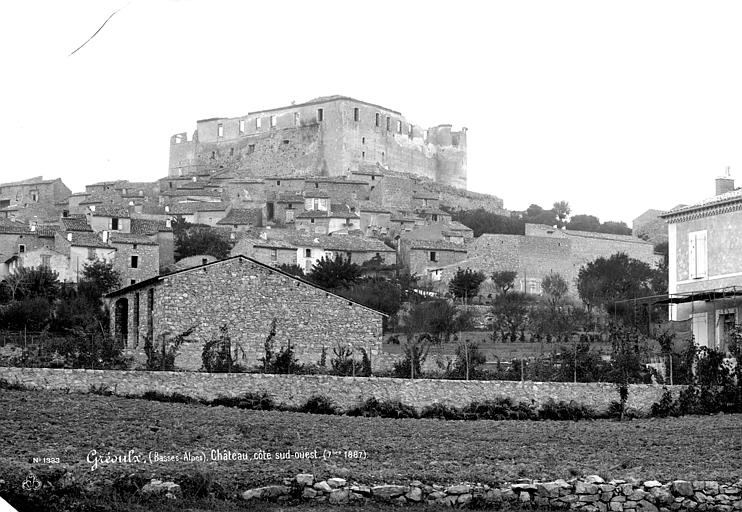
[
  {"xmin": 108, "ymin": 257, "xmax": 384, "ymax": 371},
  {"xmin": 0, "ymin": 367, "xmax": 683, "ymax": 415}
]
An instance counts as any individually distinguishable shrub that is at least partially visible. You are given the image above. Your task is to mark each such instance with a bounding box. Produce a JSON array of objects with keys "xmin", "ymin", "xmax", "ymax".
[
  {"xmin": 650, "ymin": 389, "xmax": 677, "ymax": 417},
  {"xmin": 0, "ymin": 378, "xmax": 28, "ymax": 391},
  {"xmin": 88, "ymin": 383, "xmax": 113, "ymax": 396},
  {"xmin": 140, "ymin": 391, "xmax": 199, "ymax": 404},
  {"xmin": 299, "ymin": 394, "xmax": 337, "ymax": 415},
  {"xmin": 346, "ymin": 397, "xmax": 417, "ymax": 419},
  {"xmin": 145, "ymin": 327, "xmax": 195, "ymax": 371},
  {"xmin": 538, "ymin": 399, "xmax": 594, "ymax": 421},
  {"xmin": 419, "ymin": 403, "xmax": 463, "ymax": 420},
  {"xmin": 462, "ymin": 398, "xmax": 537, "ymax": 420},
  {"xmin": 210, "ymin": 392, "xmax": 274, "ymax": 411}
]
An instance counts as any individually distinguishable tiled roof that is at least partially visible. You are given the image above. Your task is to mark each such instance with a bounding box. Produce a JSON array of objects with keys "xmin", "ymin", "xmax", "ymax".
[
  {"xmin": 216, "ymin": 208, "xmax": 262, "ymax": 226},
  {"xmin": 168, "ymin": 201, "xmax": 229, "ymax": 215},
  {"xmin": 160, "ymin": 189, "xmax": 222, "ymax": 197},
  {"xmin": 303, "ymin": 190, "xmax": 331, "ymax": 198},
  {"xmin": 661, "ymin": 188, "xmax": 742, "ymax": 219},
  {"xmin": 296, "ymin": 210, "xmax": 330, "ymax": 219},
  {"xmin": 34, "ymin": 225, "xmax": 58, "ymax": 237},
  {"xmin": 407, "ymin": 239, "xmax": 468, "ymax": 252},
  {"xmin": 63, "ymin": 232, "xmax": 113, "ymax": 249},
  {"xmin": 276, "ymin": 194, "xmax": 304, "ymax": 203},
  {"xmin": 60, "ymin": 217, "xmax": 93, "ymax": 232},
  {"xmin": 237, "ymin": 237, "xmax": 297, "ymax": 250},
  {"xmin": 390, "ymin": 214, "xmax": 423, "ymax": 222},
  {"xmin": 447, "ymin": 221, "xmax": 473, "ymax": 232},
  {"xmin": 416, "ymin": 207, "xmax": 450, "ymax": 216},
  {"xmin": 0, "ymin": 221, "xmax": 32, "ymax": 234},
  {"xmin": 288, "ymin": 234, "xmax": 394, "ymax": 252},
  {"xmin": 0, "ymin": 176, "xmax": 57, "ymax": 187},
  {"xmin": 91, "ymin": 205, "xmax": 130, "ymax": 218},
  {"xmin": 355, "ymin": 201, "xmax": 391, "ymax": 214},
  {"xmin": 109, "ymin": 233, "xmax": 158, "ymax": 245},
  {"xmin": 131, "ymin": 218, "xmax": 171, "ymax": 234}
]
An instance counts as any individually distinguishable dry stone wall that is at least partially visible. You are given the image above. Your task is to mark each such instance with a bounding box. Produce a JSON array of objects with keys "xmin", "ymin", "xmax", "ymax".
[{"xmin": 0, "ymin": 367, "xmax": 682, "ymax": 415}]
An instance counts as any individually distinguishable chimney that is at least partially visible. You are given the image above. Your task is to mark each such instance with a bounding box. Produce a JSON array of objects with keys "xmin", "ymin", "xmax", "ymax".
[{"xmin": 716, "ymin": 176, "xmax": 734, "ymax": 195}]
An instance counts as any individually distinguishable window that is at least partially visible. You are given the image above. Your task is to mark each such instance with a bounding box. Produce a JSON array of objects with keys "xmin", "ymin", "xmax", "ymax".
[
  {"xmin": 217, "ymin": 123, "xmax": 223, "ymax": 137},
  {"xmin": 132, "ymin": 244, "xmax": 137, "ymax": 250},
  {"xmin": 317, "ymin": 108, "xmax": 324, "ymax": 122},
  {"xmin": 362, "ymin": 136, "xmax": 365, "ymax": 144},
  {"xmin": 282, "ymin": 139, "xmax": 290, "ymax": 146},
  {"xmin": 305, "ymin": 248, "xmax": 311, "ymax": 258},
  {"xmin": 239, "ymin": 119, "xmax": 245, "ymax": 133},
  {"xmin": 88, "ymin": 247, "xmax": 96, "ymax": 259},
  {"xmin": 18, "ymin": 244, "xmax": 25, "ymax": 253},
  {"xmin": 375, "ymin": 113, "xmax": 380, "ymax": 127},
  {"xmin": 353, "ymin": 108, "xmax": 359, "ymax": 122},
  {"xmin": 230, "ymin": 147, "xmax": 234, "ymax": 156},
  {"xmin": 211, "ymin": 151, "xmax": 215, "ymax": 159},
  {"xmin": 408, "ymin": 124, "xmax": 413, "ymax": 138},
  {"xmin": 294, "ymin": 112, "xmax": 300, "ymax": 126},
  {"xmin": 386, "ymin": 116, "xmax": 391, "ymax": 131},
  {"xmin": 397, "ymin": 120, "xmax": 402, "ymax": 134},
  {"xmin": 202, "ymin": 258, "xmax": 208, "ymax": 265},
  {"xmin": 429, "ymin": 251, "xmax": 437, "ymax": 262},
  {"xmin": 41, "ymin": 255, "xmax": 51, "ymax": 268},
  {"xmin": 130, "ymin": 279, "xmax": 136, "ymax": 285},
  {"xmin": 432, "ymin": 214, "xmax": 438, "ymax": 222},
  {"xmin": 256, "ymin": 117, "xmax": 262, "ymax": 129},
  {"xmin": 130, "ymin": 255, "xmax": 138, "ymax": 269},
  {"xmin": 423, "ymin": 130, "xmax": 428, "ymax": 140},
  {"xmin": 276, "ymin": 180, "xmax": 281, "ymax": 186},
  {"xmin": 111, "ymin": 218, "xmax": 119, "ymax": 230},
  {"xmin": 30, "ymin": 190, "xmax": 39, "ymax": 202},
  {"xmin": 248, "ymin": 144, "xmax": 255, "ymax": 154},
  {"xmin": 689, "ymin": 230, "xmax": 707, "ymax": 279},
  {"xmin": 270, "ymin": 115, "xmax": 277, "ymax": 128},
  {"xmin": 270, "ymin": 249, "xmax": 277, "ymax": 262},
  {"xmin": 310, "ymin": 218, "xmax": 315, "ymax": 224},
  {"xmin": 314, "ymin": 182, "xmax": 319, "ymax": 188}
]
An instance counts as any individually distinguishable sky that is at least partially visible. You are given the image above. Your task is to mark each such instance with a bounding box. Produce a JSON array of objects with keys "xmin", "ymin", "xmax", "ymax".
[{"xmin": 2, "ymin": 1, "xmax": 742, "ymax": 226}]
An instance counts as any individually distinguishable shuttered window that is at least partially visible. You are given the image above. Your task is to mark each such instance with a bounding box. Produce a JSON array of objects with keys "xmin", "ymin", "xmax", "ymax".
[{"xmin": 689, "ymin": 230, "xmax": 707, "ymax": 279}]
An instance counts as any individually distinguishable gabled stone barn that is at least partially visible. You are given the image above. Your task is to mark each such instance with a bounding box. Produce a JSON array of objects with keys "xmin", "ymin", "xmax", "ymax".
[{"xmin": 105, "ymin": 255, "xmax": 386, "ymax": 370}]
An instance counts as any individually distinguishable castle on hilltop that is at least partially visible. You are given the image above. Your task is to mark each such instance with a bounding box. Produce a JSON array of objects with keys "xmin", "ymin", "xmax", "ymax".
[{"xmin": 168, "ymin": 96, "xmax": 467, "ymax": 189}]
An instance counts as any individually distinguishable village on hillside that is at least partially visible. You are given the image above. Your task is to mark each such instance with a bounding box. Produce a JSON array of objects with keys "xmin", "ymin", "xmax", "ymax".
[{"xmin": 0, "ymin": 96, "xmax": 739, "ymax": 377}]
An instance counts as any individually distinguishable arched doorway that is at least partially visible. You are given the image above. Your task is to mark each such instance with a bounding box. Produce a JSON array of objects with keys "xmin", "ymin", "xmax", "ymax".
[{"xmin": 114, "ymin": 298, "xmax": 129, "ymax": 348}]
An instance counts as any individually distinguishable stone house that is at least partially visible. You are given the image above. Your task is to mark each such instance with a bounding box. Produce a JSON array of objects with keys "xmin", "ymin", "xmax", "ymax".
[
  {"xmin": 356, "ymin": 201, "xmax": 392, "ymax": 236},
  {"xmin": 288, "ymin": 234, "xmax": 396, "ymax": 273},
  {"xmin": 230, "ymin": 237, "xmax": 298, "ymax": 267},
  {"xmin": 131, "ymin": 218, "xmax": 174, "ymax": 270},
  {"xmin": 660, "ymin": 176, "xmax": 742, "ymax": 351},
  {"xmin": 295, "ymin": 204, "xmax": 360, "ymax": 235},
  {"xmin": 18, "ymin": 247, "xmax": 73, "ymax": 282},
  {"xmin": 389, "ymin": 212, "xmax": 425, "ymax": 235},
  {"xmin": 411, "ymin": 192, "xmax": 441, "ymax": 210},
  {"xmin": 86, "ymin": 205, "xmax": 131, "ymax": 233},
  {"xmin": 109, "ymin": 233, "xmax": 160, "ymax": 286},
  {"xmin": 0, "ymin": 176, "xmax": 71, "ymax": 208},
  {"xmin": 272, "ymin": 193, "xmax": 304, "ymax": 225},
  {"xmin": 167, "ymin": 201, "xmax": 230, "ymax": 225},
  {"xmin": 398, "ymin": 238, "xmax": 468, "ymax": 280},
  {"xmin": 216, "ymin": 208, "xmax": 263, "ymax": 232},
  {"xmin": 54, "ymin": 232, "xmax": 116, "ymax": 282},
  {"xmin": 105, "ymin": 256, "xmax": 386, "ymax": 370},
  {"xmin": 416, "ymin": 207, "xmax": 452, "ymax": 224}
]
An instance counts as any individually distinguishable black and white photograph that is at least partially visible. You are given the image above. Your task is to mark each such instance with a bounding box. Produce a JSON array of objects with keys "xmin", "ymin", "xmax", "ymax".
[{"xmin": 0, "ymin": 1, "xmax": 741, "ymax": 511}]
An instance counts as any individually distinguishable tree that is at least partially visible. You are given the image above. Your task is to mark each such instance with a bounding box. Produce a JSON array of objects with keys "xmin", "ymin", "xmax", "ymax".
[
  {"xmin": 491, "ymin": 270, "xmax": 518, "ymax": 297},
  {"xmin": 448, "ymin": 267, "xmax": 486, "ymax": 304},
  {"xmin": 523, "ymin": 204, "xmax": 557, "ymax": 226},
  {"xmin": 449, "ymin": 208, "xmax": 525, "ymax": 237},
  {"xmin": 567, "ymin": 214, "xmax": 602, "ymax": 232},
  {"xmin": 306, "ymin": 254, "xmax": 362, "ymax": 290},
  {"xmin": 174, "ymin": 225, "xmax": 231, "ymax": 261},
  {"xmin": 553, "ymin": 201, "xmax": 571, "ymax": 228},
  {"xmin": 577, "ymin": 253, "xmax": 656, "ymax": 309},
  {"xmin": 277, "ymin": 263, "xmax": 305, "ymax": 277},
  {"xmin": 541, "ymin": 272, "xmax": 568, "ymax": 308},
  {"xmin": 342, "ymin": 277, "xmax": 402, "ymax": 317},
  {"xmin": 600, "ymin": 221, "xmax": 632, "ymax": 236},
  {"xmin": 3, "ymin": 266, "xmax": 61, "ymax": 302},
  {"xmin": 491, "ymin": 292, "xmax": 533, "ymax": 342},
  {"xmin": 80, "ymin": 259, "xmax": 121, "ymax": 298}
]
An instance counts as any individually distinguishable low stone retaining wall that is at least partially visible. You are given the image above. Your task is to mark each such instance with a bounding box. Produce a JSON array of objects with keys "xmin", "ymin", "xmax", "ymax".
[
  {"xmin": 147, "ymin": 473, "xmax": 742, "ymax": 510},
  {"xmin": 0, "ymin": 367, "xmax": 683, "ymax": 414}
]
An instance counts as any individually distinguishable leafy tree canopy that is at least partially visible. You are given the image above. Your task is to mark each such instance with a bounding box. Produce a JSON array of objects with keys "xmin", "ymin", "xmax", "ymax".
[
  {"xmin": 491, "ymin": 270, "xmax": 518, "ymax": 296},
  {"xmin": 577, "ymin": 252, "xmax": 659, "ymax": 311},
  {"xmin": 306, "ymin": 254, "xmax": 362, "ymax": 290},
  {"xmin": 448, "ymin": 267, "xmax": 486, "ymax": 303},
  {"xmin": 174, "ymin": 224, "xmax": 232, "ymax": 261}
]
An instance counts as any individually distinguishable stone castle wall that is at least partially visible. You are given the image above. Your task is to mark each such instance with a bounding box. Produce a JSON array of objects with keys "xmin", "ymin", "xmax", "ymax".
[{"xmin": 168, "ymin": 97, "xmax": 467, "ymax": 189}]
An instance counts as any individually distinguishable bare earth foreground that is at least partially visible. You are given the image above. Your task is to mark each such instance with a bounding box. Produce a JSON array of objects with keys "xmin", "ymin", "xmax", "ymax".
[{"xmin": 0, "ymin": 389, "xmax": 740, "ymax": 511}]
